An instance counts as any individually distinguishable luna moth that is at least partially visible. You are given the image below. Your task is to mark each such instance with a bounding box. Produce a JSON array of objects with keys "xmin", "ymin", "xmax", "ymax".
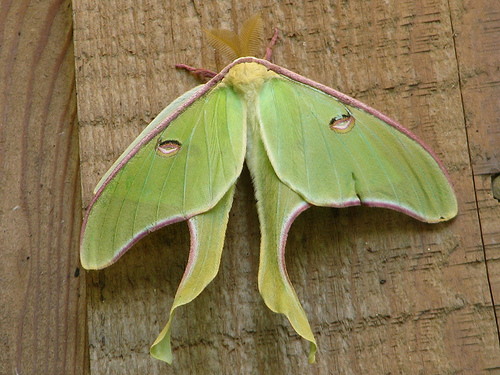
[{"xmin": 80, "ymin": 14, "xmax": 458, "ymax": 364}]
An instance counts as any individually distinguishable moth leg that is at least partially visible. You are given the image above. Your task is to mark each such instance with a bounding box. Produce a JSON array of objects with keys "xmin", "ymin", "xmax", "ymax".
[
  {"xmin": 175, "ymin": 63, "xmax": 217, "ymax": 81},
  {"xmin": 264, "ymin": 28, "xmax": 279, "ymax": 60}
]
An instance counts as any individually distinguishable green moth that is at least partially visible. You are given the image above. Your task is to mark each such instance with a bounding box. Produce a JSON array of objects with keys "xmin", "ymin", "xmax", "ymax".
[{"xmin": 80, "ymin": 14, "xmax": 458, "ymax": 364}]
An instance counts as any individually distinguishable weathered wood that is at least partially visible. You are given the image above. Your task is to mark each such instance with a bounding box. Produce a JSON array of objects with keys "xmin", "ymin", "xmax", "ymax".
[
  {"xmin": 449, "ymin": 0, "xmax": 500, "ymax": 338},
  {"xmin": 73, "ymin": 0, "xmax": 500, "ymax": 373},
  {"xmin": 0, "ymin": 0, "xmax": 87, "ymax": 374}
]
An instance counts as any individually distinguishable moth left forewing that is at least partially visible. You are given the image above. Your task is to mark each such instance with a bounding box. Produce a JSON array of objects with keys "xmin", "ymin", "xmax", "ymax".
[{"xmin": 81, "ymin": 83, "xmax": 246, "ymax": 270}]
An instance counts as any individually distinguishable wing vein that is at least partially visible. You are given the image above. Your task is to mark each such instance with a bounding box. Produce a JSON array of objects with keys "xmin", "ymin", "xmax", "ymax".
[
  {"xmin": 204, "ymin": 94, "xmax": 214, "ymax": 201},
  {"xmin": 111, "ymin": 144, "xmax": 157, "ymax": 249},
  {"xmin": 182, "ymin": 101, "xmax": 205, "ymax": 213},
  {"xmin": 291, "ymin": 82, "xmax": 342, "ymax": 201},
  {"xmin": 355, "ymin": 116, "xmax": 421, "ymax": 210}
]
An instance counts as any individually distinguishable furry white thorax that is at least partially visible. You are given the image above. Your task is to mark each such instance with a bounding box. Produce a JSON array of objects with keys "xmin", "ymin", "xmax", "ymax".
[
  {"xmin": 222, "ymin": 62, "xmax": 278, "ymax": 101},
  {"xmin": 221, "ymin": 62, "xmax": 279, "ymax": 172}
]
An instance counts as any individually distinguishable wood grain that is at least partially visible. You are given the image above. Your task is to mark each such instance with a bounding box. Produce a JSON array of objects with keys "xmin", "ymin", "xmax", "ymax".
[
  {"xmin": 449, "ymin": 0, "xmax": 500, "ymax": 340},
  {"xmin": 0, "ymin": 0, "xmax": 87, "ymax": 374},
  {"xmin": 72, "ymin": 0, "xmax": 500, "ymax": 373}
]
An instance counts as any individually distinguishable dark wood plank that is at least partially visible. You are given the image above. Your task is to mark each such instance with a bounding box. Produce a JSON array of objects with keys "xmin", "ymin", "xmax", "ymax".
[{"xmin": 0, "ymin": 0, "xmax": 88, "ymax": 374}]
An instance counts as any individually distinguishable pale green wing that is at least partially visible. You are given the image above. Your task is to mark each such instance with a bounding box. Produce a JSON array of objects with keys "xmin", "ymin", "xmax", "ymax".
[
  {"xmin": 81, "ymin": 84, "xmax": 245, "ymax": 269},
  {"xmin": 150, "ymin": 185, "xmax": 235, "ymax": 363},
  {"xmin": 94, "ymin": 85, "xmax": 204, "ymax": 193},
  {"xmin": 258, "ymin": 75, "xmax": 458, "ymax": 222},
  {"xmin": 245, "ymin": 130, "xmax": 317, "ymax": 363}
]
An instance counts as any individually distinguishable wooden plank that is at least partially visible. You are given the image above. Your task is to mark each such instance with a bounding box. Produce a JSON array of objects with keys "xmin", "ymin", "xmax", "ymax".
[
  {"xmin": 0, "ymin": 0, "xmax": 88, "ymax": 374},
  {"xmin": 73, "ymin": 0, "xmax": 499, "ymax": 373},
  {"xmin": 450, "ymin": 0, "xmax": 500, "ymax": 339}
]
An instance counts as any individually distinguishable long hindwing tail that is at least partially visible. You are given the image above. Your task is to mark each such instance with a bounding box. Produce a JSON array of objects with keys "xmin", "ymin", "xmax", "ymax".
[
  {"xmin": 150, "ymin": 185, "xmax": 236, "ymax": 363},
  {"xmin": 246, "ymin": 130, "xmax": 317, "ymax": 363}
]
